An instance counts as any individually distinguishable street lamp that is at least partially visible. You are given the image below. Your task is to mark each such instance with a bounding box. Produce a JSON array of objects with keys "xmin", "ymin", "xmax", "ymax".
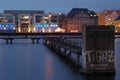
[{"xmin": 48, "ymin": 13, "xmax": 52, "ymax": 32}]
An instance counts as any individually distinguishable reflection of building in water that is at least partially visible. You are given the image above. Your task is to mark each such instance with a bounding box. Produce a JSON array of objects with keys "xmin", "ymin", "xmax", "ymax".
[{"xmin": 0, "ymin": 13, "xmax": 15, "ymax": 32}]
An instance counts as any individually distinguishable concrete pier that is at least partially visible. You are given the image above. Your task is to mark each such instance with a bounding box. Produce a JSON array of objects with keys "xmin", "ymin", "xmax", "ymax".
[{"xmin": 81, "ymin": 25, "xmax": 115, "ymax": 74}]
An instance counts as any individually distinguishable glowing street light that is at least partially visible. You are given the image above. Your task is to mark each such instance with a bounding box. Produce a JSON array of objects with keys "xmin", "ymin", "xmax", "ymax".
[{"xmin": 48, "ymin": 13, "xmax": 52, "ymax": 32}]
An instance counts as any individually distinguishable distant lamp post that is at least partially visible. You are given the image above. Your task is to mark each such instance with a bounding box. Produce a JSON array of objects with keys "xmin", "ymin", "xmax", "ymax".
[{"xmin": 48, "ymin": 13, "xmax": 52, "ymax": 32}]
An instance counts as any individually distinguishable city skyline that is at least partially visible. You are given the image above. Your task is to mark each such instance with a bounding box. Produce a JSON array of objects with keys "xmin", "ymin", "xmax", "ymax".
[{"xmin": 0, "ymin": 0, "xmax": 119, "ymax": 13}]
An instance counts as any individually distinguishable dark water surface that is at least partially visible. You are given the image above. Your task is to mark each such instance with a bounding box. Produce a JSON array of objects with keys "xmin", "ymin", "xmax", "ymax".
[{"xmin": 0, "ymin": 39, "xmax": 119, "ymax": 80}]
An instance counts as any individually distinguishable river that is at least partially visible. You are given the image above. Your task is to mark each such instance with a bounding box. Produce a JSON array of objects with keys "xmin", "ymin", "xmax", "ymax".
[{"xmin": 0, "ymin": 39, "xmax": 119, "ymax": 80}]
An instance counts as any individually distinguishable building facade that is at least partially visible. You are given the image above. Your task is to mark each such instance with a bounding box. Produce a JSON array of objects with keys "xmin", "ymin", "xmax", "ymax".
[
  {"xmin": 0, "ymin": 13, "xmax": 16, "ymax": 32},
  {"xmin": 4, "ymin": 10, "xmax": 44, "ymax": 32},
  {"xmin": 3, "ymin": 10, "xmax": 58, "ymax": 32},
  {"xmin": 97, "ymin": 10, "xmax": 120, "ymax": 32},
  {"xmin": 33, "ymin": 13, "xmax": 58, "ymax": 33},
  {"xmin": 97, "ymin": 12, "xmax": 106, "ymax": 25},
  {"xmin": 58, "ymin": 13, "xmax": 67, "ymax": 29},
  {"xmin": 66, "ymin": 8, "xmax": 98, "ymax": 32}
]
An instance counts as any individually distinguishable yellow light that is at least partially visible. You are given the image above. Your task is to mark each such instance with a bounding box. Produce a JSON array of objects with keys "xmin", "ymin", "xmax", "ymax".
[
  {"xmin": 5, "ymin": 20, "xmax": 8, "ymax": 22},
  {"xmin": 33, "ymin": 27, "xmax": 36, "ymax": 31},
  {"xmin": 28, "ymin": 28, "xmax": 31, "ymax": 33},
  {"xmin": 48, "ymin": 28, "xmax": 51, "ymax": 32},
  {"xmin": 48, "ymin": 14, "xmax": 52, "ymax": 18},
  {"xmin": 18, "ymin": 28, "xmax": 21, "ymax": 32},
  {"xmin": 23, "ymin": 16, "xmax": 29, "ymax": 19},
  {"xmin": 119, "ymin": 24, "xmax": 120, "ymax": 27},
  {"xmin": 108, "ymin": 18, "xmax": 111, "ymax": 21},
  {"xmin": 42, "ymin": 27, "xmax": 45, "ymax": 33}
]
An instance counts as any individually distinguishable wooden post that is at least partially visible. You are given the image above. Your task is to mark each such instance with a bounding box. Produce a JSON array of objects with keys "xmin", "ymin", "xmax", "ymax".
[
  {"xmin": 10, "ymin": 39, "xmax": 13, "ymax": 44},
  {"xmin": 6, "ymin": 39, "xmax": 9, "ymax": 44},
  {"xmin": 68, "ymin": 50, "xmax": 71, "ymax": 57},
  {"xmin": 32, "ymin": 38, "xmax": 35, "ymax": 44},
  {"xmin": 37, "ymin": 39, "xmax": 39, "ymax": 44},
  {"xmin": 76, "ymin": 54, "xmax": 80, "ymax": 66}
]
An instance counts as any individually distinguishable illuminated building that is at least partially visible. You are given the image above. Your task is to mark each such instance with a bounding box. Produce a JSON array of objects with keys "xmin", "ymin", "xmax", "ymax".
[
  {"xmin": 0, "ymin": 13, "xmax": 15, "ymax": 32},
  {"xmin": 58, "ymin": 13, "xmax": 67, "ymax": 31},
  {"xmin": 66, "ymin": 8, "xmax": 98, "ymax": 32},
  {"xmin": 97, "ymin": 12, "xmax": 106, "ymax": 25},
  {"xmin": 104, "ymin": 10, "xmax": 120, "ymax": 25},
  {"xmin": 4, "ymin": 10, "xmax": 44, "ymax": 32},
  {"xmin": 18, "ymin": 14, "xmax": 31, "ymax": 33},
  {"xmin": 111, "ymin": 16, "xmax": 120, "ymax": 32},
  {"xmin": 33, "ymin": 13, "xmax": 58, "ymax": 32},
  {"xmin": 97, "ymin": 10, "xmax": 120, "ymax": 32},
  {"xmin": 97, "ymin": 10, "xmax": 120, "ymax": 25}
]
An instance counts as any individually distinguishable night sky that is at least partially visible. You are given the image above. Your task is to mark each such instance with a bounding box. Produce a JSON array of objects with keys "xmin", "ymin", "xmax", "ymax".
[{"xmin": 0, "ymin": 0, "xmax": 119, "ymax": 13}]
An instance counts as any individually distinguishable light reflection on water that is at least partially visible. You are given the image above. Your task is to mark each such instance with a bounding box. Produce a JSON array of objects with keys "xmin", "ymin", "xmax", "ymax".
[
  {"xmin": 45, "ymin": 54, "xmax": 53, "ymax": 80},
  {"xmin": 0, "ymin": 39, "xmax": 119, "ymax": 80}
]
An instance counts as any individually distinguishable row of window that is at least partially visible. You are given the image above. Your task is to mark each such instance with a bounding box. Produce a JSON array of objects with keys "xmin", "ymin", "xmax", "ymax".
[
  {"xmin": 69, "ymin": 18, "xmax": 96, "ymax": 21},
  {"xmin": 35, "ymin": 24, "xmax": 58, "ymax": 27}
]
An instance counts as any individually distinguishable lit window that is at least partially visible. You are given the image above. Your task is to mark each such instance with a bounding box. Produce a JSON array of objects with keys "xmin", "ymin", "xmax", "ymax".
[
  {"xmin": 90, "ymin": 15, "xmax": 93, "ymax": 16},
  {"xmin": 4, "ymin": 27, "xmax": 6, "ymax": 30},
  {"xmin": 108, "ymin": 18, "xmax": 111, "ymax": 21},
  {"xmin": 23, "ymin": 16, "xmax": 29, "ymax": 19}
]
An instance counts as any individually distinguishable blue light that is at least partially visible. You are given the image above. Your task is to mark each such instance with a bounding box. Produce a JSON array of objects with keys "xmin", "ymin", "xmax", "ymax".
[
  {"xmin": 56, "ymin": 24, "xmax": 58, "ymax": 27},
  {"xmin": 38, "ymin": 24, "xmax": 40, "ymax": 27},
  {"xmin": 50, "ymin": 24, "xmax": 53, "ymax": 27},
  {"xmin": 44, "ymin": 24, "xmax": 49, "ymax": 27},
  {"xmin": 0, "ymin": 24, "xmax": 4, "ymax": 27},
  {"xmin": 35, "ymin": 24, "xmax": 43, "ymax": 27},
  {"xmin": 50, "ymin": 24, "xmax": 58, "ymax": 27},
  {"xmin": 6, "ymin": 24, "xmax": 14, "ymax": 27}
]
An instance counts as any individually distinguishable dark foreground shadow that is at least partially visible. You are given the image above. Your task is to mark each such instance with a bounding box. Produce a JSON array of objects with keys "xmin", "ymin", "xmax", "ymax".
[{"xmin": 83, "ymin": 74, "xmax": 114, "ymax": 80}]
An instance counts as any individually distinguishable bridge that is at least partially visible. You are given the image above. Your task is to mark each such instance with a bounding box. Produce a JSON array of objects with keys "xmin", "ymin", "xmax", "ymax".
[
  {"xmin": 0, "ymin": 32, "xmax": 120, "ymax": 36},
  {"xmin": 0, "ymin": 32, "xmax": 82, "ymax": 44},
  {"xmin": 0, "ymin": 26, "xmax": 116, "ymax": 74},
  {"xmin": 0, "ymin": 32, "xmax": 119, "ymax": 44}
]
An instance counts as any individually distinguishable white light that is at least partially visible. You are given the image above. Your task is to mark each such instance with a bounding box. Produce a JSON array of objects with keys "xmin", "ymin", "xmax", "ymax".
[
  {"xmin": 90, "ymin": 15, "xmax": 93, "ymax": 16},
  {"xmin": 23, "ymin": 16, "xmax": 29, "ymax": 19},
  {"xmin": 59, "ymin": 13, "xmax": 62, "ymax": 15},
  {"xmin": 50, "ymin": 24, "xmax": 53, "ymax": 27},
  {"xmin": 34, "ymin": 27, "xmax": 36, "ymax": 31},
  {"xmin": 44, "ymin": 17, "xmax": 48, "ymax": 19},
  {"xmin": 4, "ymin": 27, "xmax": 6, "ymax": 30},
  {"xmin": 56, "ymin": 24, "xmax": 58, "ymax": 27}
]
